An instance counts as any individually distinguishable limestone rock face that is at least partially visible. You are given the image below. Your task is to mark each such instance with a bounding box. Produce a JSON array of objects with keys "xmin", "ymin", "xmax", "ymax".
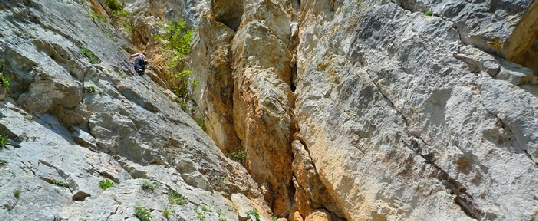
[
  {"xmin": 191, "ymin": 18, "xmax": 240, "ymax": 153},
  {"xmin": 231, "ymin": 0, "xmax": 294, "ymax": 216},
  {"xmin": 193, "ymin": 0, "xmax": 538, "ymax": 220},
  {"xmin": 0, "ymin": 0, "xmax": 267, "ymax": 220},
  {"xmin": 294, "ymin": 0, "xmax": 538, "ymax": 220},
  {"xmin": 193, "ymin": 0, "xmax": 296, "ymax": 217}
]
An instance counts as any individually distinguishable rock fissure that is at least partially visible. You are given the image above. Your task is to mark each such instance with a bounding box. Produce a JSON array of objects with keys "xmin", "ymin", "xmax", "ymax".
[
  {"xmin": 477, "ymin": 93, "xmax": 538, "ymax": 165},
  {"xmin": 370, "ymin": 71, "xmax": 483, "ymax": 220}
]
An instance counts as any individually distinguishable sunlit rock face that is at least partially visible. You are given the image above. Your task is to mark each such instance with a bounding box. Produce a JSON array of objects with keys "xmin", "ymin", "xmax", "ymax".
[
  {"xmin": 0, "ymin": 1, "xmax": 268, "ymax": 220},
  {"xmin": 194, "ymin": 0, "xmax": 538, "ymax": 220}
]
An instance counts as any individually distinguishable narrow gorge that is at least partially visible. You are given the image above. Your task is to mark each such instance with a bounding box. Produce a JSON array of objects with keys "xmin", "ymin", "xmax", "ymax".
[{"xmin": 1, "ymin": 0, "xmax": 538, "ymax": 220}]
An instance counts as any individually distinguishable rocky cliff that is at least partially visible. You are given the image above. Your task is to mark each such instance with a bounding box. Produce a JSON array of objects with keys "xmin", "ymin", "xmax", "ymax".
[
  {"xmin": 0, "ymin": 0, "xmax": 268, "ymax": 220},
  {"xmin": 1, "ymin": 0, "xmax": 538, "ymax": 220},
  {"xmin": 193, "ymin": 0, "xmax": 538, "ymax": 220}
]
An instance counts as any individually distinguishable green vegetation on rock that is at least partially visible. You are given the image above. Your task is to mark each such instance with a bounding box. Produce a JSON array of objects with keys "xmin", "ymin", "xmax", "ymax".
[
  {"xmin": 140, "ymin": 180, "xmax": 158, "ymax": 192},
  {"xmin": 99, "ymin": 179, "xmax": 114, "ymax": 190},
  {"xmin": 0, "ymin": 135, "xmax": 10, "ymax": 148},
  {"xmin": 13, "ymin": 189, "xmax": 20, "ymax": 199},
  {"xmin": 247, "ymin": 208, "xmax": 260, "ymax": 221},
  {"xmin": 154, "ymin": 19, "xmax": 195, "ymax": 106},
  {"xmin": 135, "ymin": 205, "xmax": 151, "ymax": 221},
  {"xmin": 168, "ymin": 189, "xmax": 188, "ymax": 205},
  {"xmin": 80, "ymin": 47, "xmax": 100, "ymax": 64}
]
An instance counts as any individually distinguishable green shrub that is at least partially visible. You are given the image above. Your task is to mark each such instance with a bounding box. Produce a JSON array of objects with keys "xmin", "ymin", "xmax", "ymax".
[
  {"xmin": 117, "ymin": 17, "xmax": 132, "ymax": 34},
  {"xmin": 1, "ymin": 75, "xmax": 9, "ymax": 89},
  {"xmin": 13, "ymin": 189, "xmax": 20, "ymax": 199},
  {"xmin": 105, "ymin": 0, "xmax": 122, "ymax": 11},
  {"xmin": 168, "ymin": 189, "xmax": 188, "ymax": 205},
  {"xmin": 141, "ymin": 180, "xmax": 158, "ymax": 192},
  {"xmin": 80, "ymin": 47, "xmax": 100, "ymax": 64},
  {"xmin": 228, "ymin": 149, "xmax": 247, "ymax": 164},
  {"xmin": 425, "ymin": 10, "xmax": 433, "ymax": 16},
  {"xmin": 52, "ymin": 179, "xmax": 66, "ymax": 187},
  {"xmin": 196, "ymin": 209, "xmax": 205, "ymax": 221},
  {"xmin": 112, "ymin": 9, "xmax": 129, "ymax": 17},
  {"xmin": 218, "ymin": 210, "xmax": 228, "ymax": 221},
  {"xmin": 163, "ymin": 207, "xmax": 171, "ymax": 218},
  {"xmin": 89, "ymin": 10, "xmax": 106, "ymax": 23},
  {"xmin": 195, "ymin": 118, "xmax": 206, "ymax": 131},
  {"xmin": 200, "ymin": 205, "xmax": 211, "ymax": 212},
  {"xmin": 0, "ymin": 160, "xmax": 6, "ymax": 167},
  {"xmin": 135, "ymin": 205, "xmax": 151, "ymax": 221},
  {"xmin": 0, "ymin": 135, "xmax": 9, "ymax": 148},
  {"xmin": 84, "ymin": 85, "xmax": 98, "ymax": 93},
  {"xmin": 99, "ymin": 179, "xmax": 114, "ymax": 190},
  {"xmin": 154, "ymin": 19, "xmax": 194, "ymax": 58},
  {"xmin": 154, "ymin": 19, "xmax": 195, "ymax": 104},
  {"xmin": 116, "ymin": 71, "xmax": 126, "ymax": 78},
  {"xmin": 247, "ymin": 209, "xmax": 260, "ymax": 221}
]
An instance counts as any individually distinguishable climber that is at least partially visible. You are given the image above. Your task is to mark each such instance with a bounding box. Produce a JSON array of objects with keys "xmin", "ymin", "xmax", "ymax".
[{"xmin": 129, "ymin": 52, "xmax": 147, "ymax": 76}]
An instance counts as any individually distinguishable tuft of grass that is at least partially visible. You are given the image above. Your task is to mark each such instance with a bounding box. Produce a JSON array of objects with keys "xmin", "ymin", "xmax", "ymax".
[
  {"xmin": 84, "ymin": 85, "xmax": 98, "ymax": 93},
  {"xmin": 116, "ymin": 71, "xmax": 126, "ymax": 78},
  {"xmin": 52, "ymin": 179, "xmax": 66, "ymax": 187},
  {"xmin": 195, "ymin": 118, "xmax": 206, "ymax": 131},
  {"xmin": 200, "ymin": 205, "xmax": 211, "ymax": 212},
  {"xmin": 1, "ymin": 75, "xmax": 9, "ymax": 89},
  {"xmin": 0, "ymin": 160, "xmax": 6, "ymax": 167},
  {"xmin": 99, "ymin": 179, "xmax": 114, "ymax": 190},
  {"xmin": 13, "ymin": 189, "xmax": 20, "ymax": 199},
  {"xmin": 272, "ymin": 217, "xmax": 278, "ymax": 221},
  {"xmin": 80, "ymin": 47, "xmax": 100, "ymax": 64},
  {"xmin": 425, "ymin": 10, "xmax": 433, "ymax": 16},
  {"xmin": 140, "ymin": 180, "xmax": 159, "ymax": 192},
  {"xmin": 135, "ymin": 205, "xmax": 151, "ymax": 221},
  {"xmin": 0, "ymin": 135, "xmax": 10, "ymax": 148},
  {"xmin": 218, "ymin": 210, "xmax": 228, "ymax": 221},
  {"xmin": 163, "ymin": 207, "xmax": 171, "ymax": 219},
  {"xmin": 168, "ymin": 189, "xmax": 188, "ymax": 205},
  {"xmin": 228, "ymin": 148, "xmax": 247, "ymax": 164},
  {"xmin": 196, "ymin": 209, "xmax": 206, "ymax": 221},
  {"xmin": 247, "ymin": 208, "xmax": 261, "ymax": 221}
]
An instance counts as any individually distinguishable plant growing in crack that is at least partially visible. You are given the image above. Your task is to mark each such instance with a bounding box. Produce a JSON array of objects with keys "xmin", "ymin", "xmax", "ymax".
[
  {"xmin": 140, "ymin": 180, "xmax": 159, "ymax": 192},
  {"xmin": 52, "ymin": 179, "xmax": 67, "ymax": 187},
  {"xmin": 13, "ymin": 189, "xmax": 20, "ymax": 199},
  {"xmin": 425, "ymin": 10, "xmax": 433, "ymax": 16},
  {"xmin": 135, "ymin": 205, "xmax": 151, "ymax": 221},
  {"xmin": 168, "ymin": 189, "xmax": 188, "ymax": 205},
  {"xmin": 0, "ymin": 135, "xmax": 10, "ymax": 148},
  {"xmin": 247, "ymin": 208, "xmax": 261, "ymax": 221},
  {"xmin": 99, "ymin": 178, "xmax": 114, "ymax": 190}
]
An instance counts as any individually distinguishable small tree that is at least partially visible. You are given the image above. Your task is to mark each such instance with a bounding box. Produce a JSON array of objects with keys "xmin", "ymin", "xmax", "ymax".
[{"xmin": 154, "ymin": 19, "xmax": 195, "ymax": 106}]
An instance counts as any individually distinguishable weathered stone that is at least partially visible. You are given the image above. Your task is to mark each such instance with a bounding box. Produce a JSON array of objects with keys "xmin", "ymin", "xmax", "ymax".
[
  {"xmin": 230, "ymin": 1, "xmax": 294, "ymax": 216},
  {"xmin": 191, "ymin": 17, "xmax": 240, "ymax": 153},
  {"xmin": 0, "ymin": 0, "xmax": 266, "ymax": 220}
]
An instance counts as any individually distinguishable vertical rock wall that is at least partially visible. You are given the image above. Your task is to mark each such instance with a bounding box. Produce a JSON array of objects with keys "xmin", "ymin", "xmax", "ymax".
[{"xmin": 194, "ymin": 0, "xmax": 538, "ymax": 220}]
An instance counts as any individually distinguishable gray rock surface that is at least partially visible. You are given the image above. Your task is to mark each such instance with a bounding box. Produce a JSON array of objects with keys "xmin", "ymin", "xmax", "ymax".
[
  {"xmin": 294, "ymin": 0, "xmax": 538, "ymax": 220},
  {"xmin": 192, "ymin": 0, "xmax": 538, "ymax": 220},
  {"xmin": 0, "ymin": 0, "xmax": 267, "ymax": 220}
]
